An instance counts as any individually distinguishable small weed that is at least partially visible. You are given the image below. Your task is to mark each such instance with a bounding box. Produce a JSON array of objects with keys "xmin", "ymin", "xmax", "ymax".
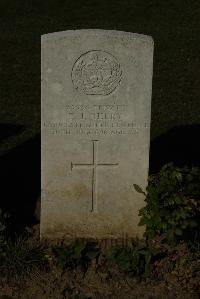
[
  {"xmin": 53, "ymin": 239, "xmax": 100, "ymax": 272},
  {"xmin": 134, "ymin": 163, "xmax": 200, "ymax": 245},
  {"xmin": 0, "ymin": 235, "xmax": 47, "ymax": 279},
  {"xmin": 107, "ymin": 241, "xmax": 164, "ymax": 278}
]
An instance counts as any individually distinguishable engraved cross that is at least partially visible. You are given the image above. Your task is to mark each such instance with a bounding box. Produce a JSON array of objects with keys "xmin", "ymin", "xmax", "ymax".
[{"xmin": 71, "ymin": 140, "xmax": 118, "ymax": 212}]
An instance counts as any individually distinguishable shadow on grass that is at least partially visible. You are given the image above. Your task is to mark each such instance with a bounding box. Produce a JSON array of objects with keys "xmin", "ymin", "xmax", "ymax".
[
  {"xmin": 0, "ymin": 123, "xmax": 25, "ymax": 141},
  {"xmin": 149, "ymin": 124, "xmax": 200, "ymax": 174},
  {"xmin": 0, "ymin": 133, "xmax": 40, "ymax": 234}
]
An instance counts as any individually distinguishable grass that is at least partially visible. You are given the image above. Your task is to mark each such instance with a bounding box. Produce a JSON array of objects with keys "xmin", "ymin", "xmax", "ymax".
[{"xmin": 0, "ymin": 234, "xmax": 47, "ymax": 280}]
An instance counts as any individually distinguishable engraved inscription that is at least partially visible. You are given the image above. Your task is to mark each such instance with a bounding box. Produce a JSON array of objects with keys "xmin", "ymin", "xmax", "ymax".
[
  {"xmin": 71, "ymin": 140, "xmax": 118, "ymax": 212},
  {"xmin": 71, "ymin": 50, "xmax": 122, "ymax": 95},
  {"xmin": 43, "ymin": 104, "xmax": 149, "ymax": 136}
]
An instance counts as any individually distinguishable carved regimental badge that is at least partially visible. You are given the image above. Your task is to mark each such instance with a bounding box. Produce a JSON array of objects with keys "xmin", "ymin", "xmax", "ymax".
[{"xmin": 71, "ymin": 50, "xmax": 122, "ymax": 95}]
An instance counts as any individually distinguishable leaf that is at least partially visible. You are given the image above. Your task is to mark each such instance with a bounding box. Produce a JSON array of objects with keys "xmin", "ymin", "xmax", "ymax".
[
  {"xmin": 144, "ymin": 263, "xmax": 152, "ymax": 278},
  {"xmin": 73, "ymin": 239, "xmax": 86, "ymax": 259},
  {"xmin": 174, "ymin": 196, "xmax": 182, "ymax": 204},
  {"xmin": 175, "ymin": 172, "xmax": 182, "ymax": 182},
  {"xmin": 138, "ymin": 218, "xmax": 147, "ymax": 226},
  {"xmin": 144, "ymin": 251, "xmax": 152, "ymax": 265},
  {"xmin": 85, "ymin": 249, "xmax": 100, "ymax": 259},
  {"xmin": 133, "ymin": 184, "xmax": 146, "ymax": 196},
  {"xmin": 174, "ymin": 228, "xmax": 182, "ymax": 236}
]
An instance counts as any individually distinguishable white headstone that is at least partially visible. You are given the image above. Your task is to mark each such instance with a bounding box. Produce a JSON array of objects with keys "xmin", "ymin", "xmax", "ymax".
[{"xmin": 41, "ymin": 29, "xmax": 154, "ymax": 239}]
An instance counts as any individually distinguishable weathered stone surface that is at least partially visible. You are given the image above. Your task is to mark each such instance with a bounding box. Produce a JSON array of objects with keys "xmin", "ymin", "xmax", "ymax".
[{"xmin": 41, "ymin": 29, "xmax": 154, "ymax": 239}]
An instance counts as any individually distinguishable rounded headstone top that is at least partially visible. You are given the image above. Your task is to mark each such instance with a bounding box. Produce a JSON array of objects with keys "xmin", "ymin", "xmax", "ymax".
[{"xmin": 41, "ymin": 29, "xmax": 154, "ymax": 45}]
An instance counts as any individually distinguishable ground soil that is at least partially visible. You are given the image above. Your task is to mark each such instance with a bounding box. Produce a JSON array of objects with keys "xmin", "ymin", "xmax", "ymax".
[{"xmin": 0, "ymin": 225, "xmax": 199, "ymax": 299}]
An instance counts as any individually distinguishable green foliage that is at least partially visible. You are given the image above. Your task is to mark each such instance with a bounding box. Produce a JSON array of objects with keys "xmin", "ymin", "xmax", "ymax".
[
  {"xmin": 0, "ymin": 235, "xmax": 46, "ymax": 278},
  {"xmin": 133, "ymin": 184, "xmax": 146, "ymax": 196},
  {"xmin": 137, "ymin": 163, "xmax": 200, "ymax": 245},
  {"xmin": 0, "ymin": 209, "xmax": 46, "ymax": 279},
  {"xmin": 107, "ymin": 242, "xmax": 163, "ymax": 278},
  {"xmin": 53, "ymin": 239, "xmax": 100, "ymax": 271}
]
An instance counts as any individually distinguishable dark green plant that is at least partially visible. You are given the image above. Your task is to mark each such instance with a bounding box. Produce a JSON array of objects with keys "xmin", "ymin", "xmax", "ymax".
[
  {"xmin": 0, "ymin": 235, "xmax": 46, "ymax": 278},
  {"xmin": 135, "ymin": 163, "xmax": 200, "ymax": 245},
  {"xmin": 107, "ymin": 242, "xmax": 163, "ymax": 278},
  {"xmin": 53, "ymin": 239, "xmax": 100, "ymax": 272}
]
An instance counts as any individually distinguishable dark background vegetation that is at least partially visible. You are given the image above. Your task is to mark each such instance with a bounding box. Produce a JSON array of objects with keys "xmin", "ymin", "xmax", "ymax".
[{"xmin": 0, "ymin": 0, "xmax": 200, "ymax": 230}]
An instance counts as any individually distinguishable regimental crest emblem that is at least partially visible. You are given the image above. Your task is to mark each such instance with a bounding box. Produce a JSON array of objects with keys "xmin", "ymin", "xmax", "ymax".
[{"xmin": 71, "ymin": 50, "xmax": 122, "ymax": 96}]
